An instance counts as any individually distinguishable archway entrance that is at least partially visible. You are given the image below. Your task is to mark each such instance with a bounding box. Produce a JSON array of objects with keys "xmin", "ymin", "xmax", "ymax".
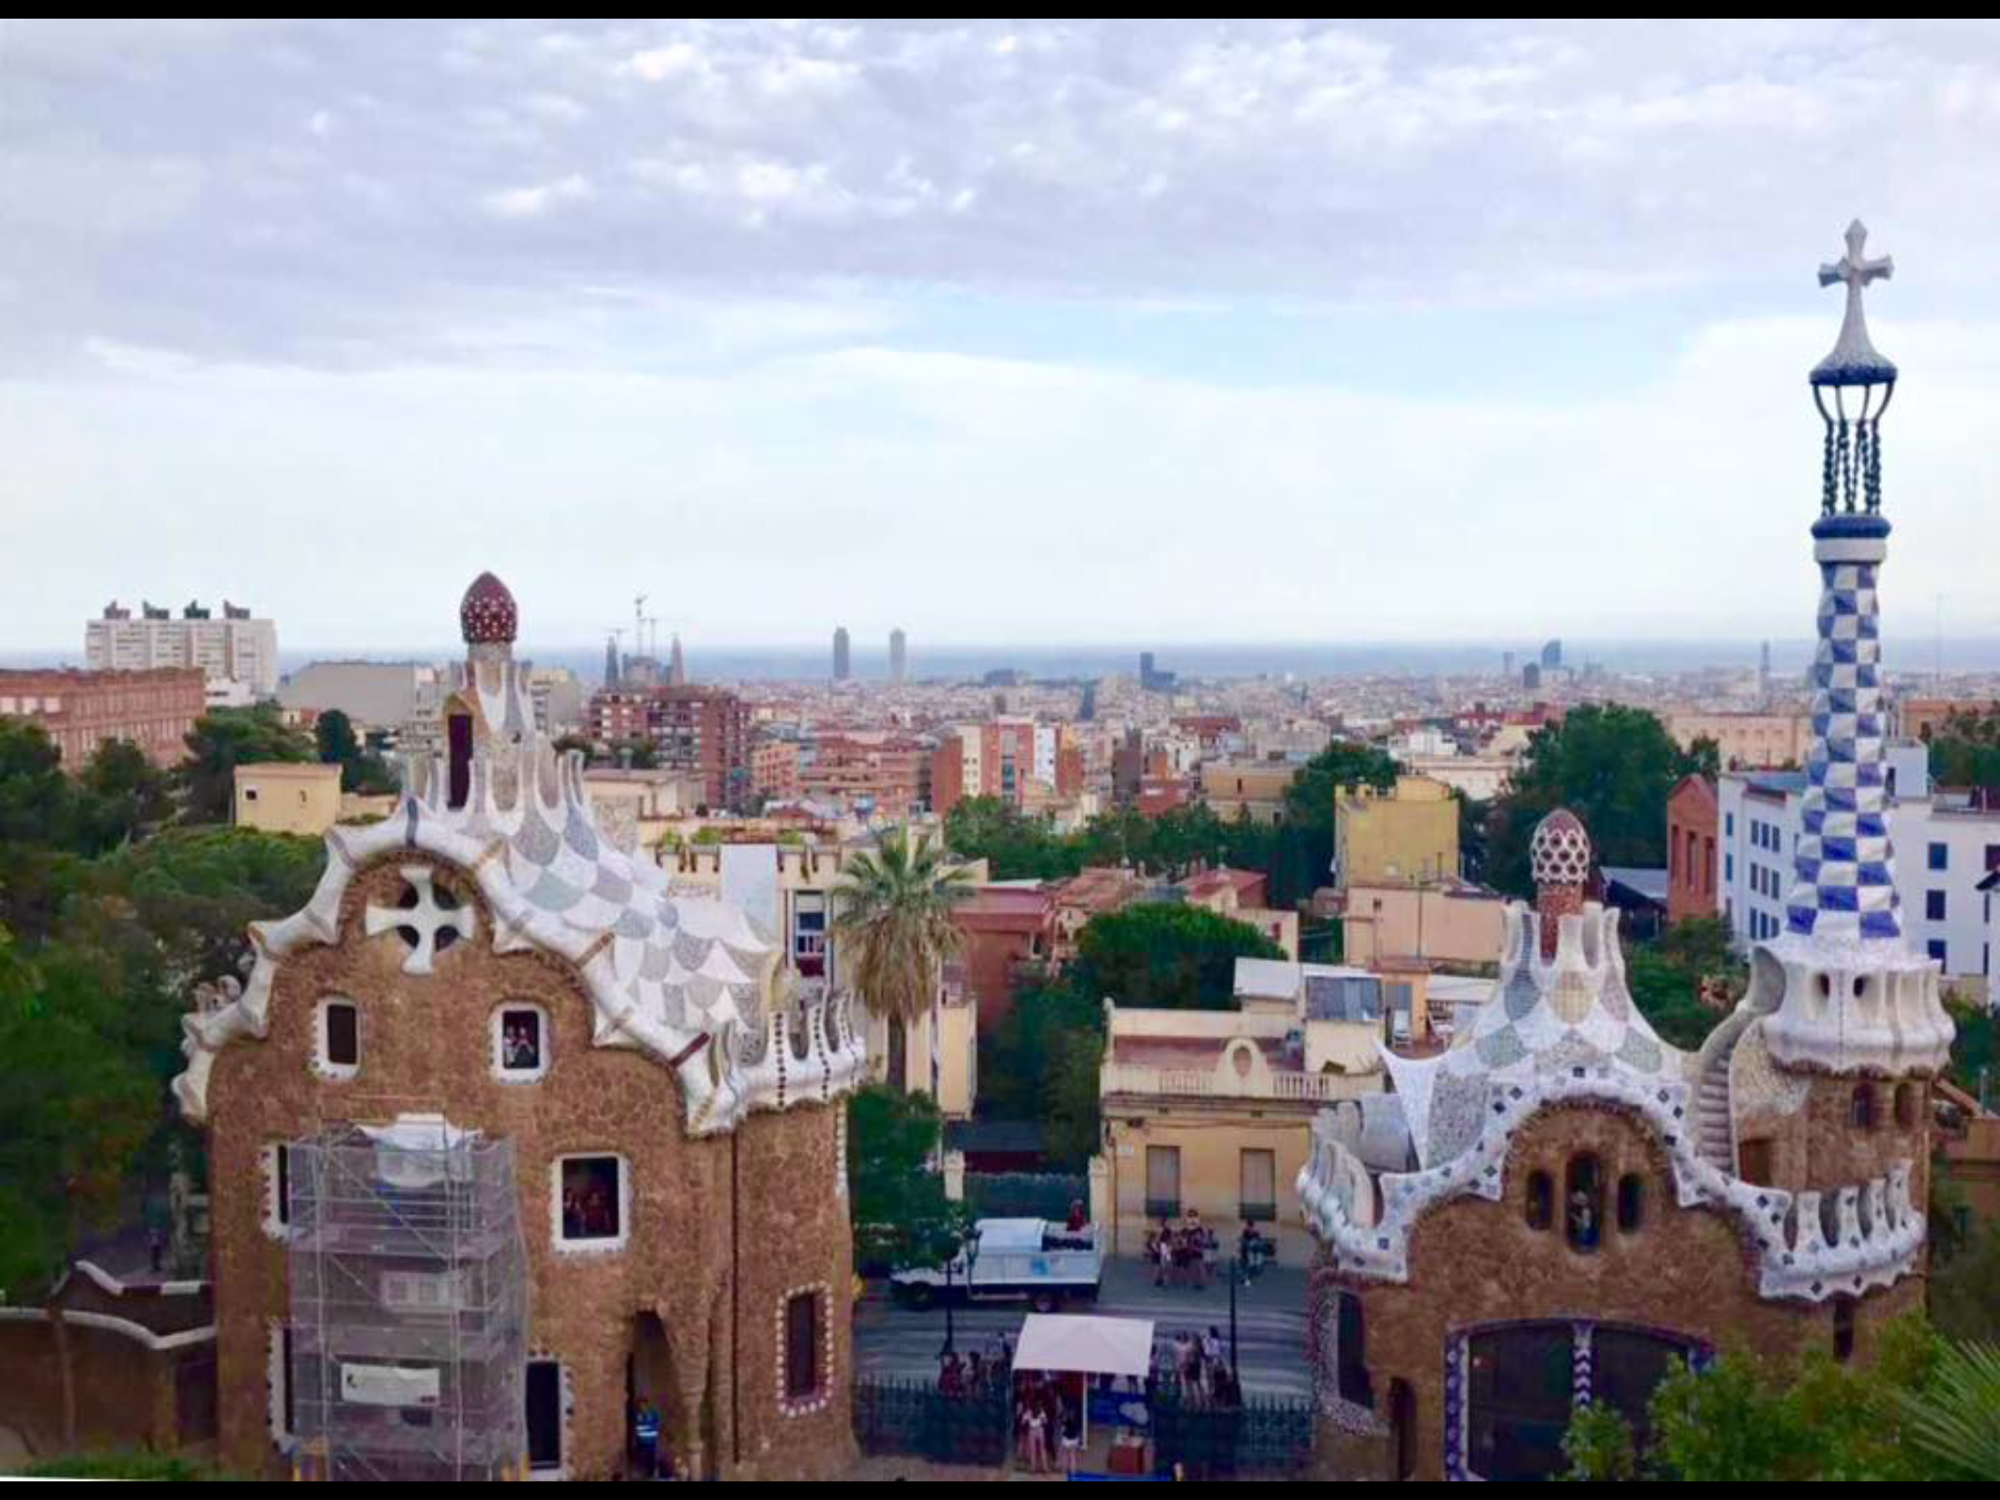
[
  {"xmin": 626, "ymin": 1313, "xmax": 677, "ymax": 1479},
  {"xmin": 1457, "ymin": 1322, "xmax": 1701, "ymax": 1481}
]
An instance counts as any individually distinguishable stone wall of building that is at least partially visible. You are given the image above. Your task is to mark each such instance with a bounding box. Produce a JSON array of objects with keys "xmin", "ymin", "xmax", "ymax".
[
  {"xmin": 203, "ymin": 854, "xmax": 854, "ymax": 1481},
  {"xmin": 1316, "ymin": 1102, "xmax": 1924, "ymax": 1482}
]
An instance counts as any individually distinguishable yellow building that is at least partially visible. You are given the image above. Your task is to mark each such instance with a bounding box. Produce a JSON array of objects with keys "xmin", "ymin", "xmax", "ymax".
[
  {"xmin": 1200, "ymin": 759, "xmax": 1300, "ymax": 824},
  {"xmin": 232, "ymin": 762, "xmax": 342, "ymax": 835},
  {"xmin": 1341, "ymin": 880, "xmax": 1508, "ymax": 968},
  {"xmin": 1094, "ymin": 959, "xmax": 1400, "ymax": 1267},
  {"xmin": 864, "ymin": 961, "xmax": 979, "ymax": 1121},
  {"xmin": 1665, "ymin": 710, "xmax": 1812, "ymax": 770},
  {"xmin": 1333, "ymin": 774, "xmax": 1459, "ymax": 888}
]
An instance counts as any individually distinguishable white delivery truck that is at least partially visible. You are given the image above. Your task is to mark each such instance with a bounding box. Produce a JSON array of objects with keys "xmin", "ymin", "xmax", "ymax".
[{"xmin": 890, "ymin": 1218, "xmax": 1103, "ymax": 1313}]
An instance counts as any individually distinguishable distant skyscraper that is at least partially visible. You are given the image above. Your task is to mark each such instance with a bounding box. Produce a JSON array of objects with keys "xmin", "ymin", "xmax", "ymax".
[
  {"xmin": 1540, "ymin": 639, "xmax": 1564, "ymax": 670},
  {"xmin": 1523, "ymin": 662, "xmax": 1543, "ymax": 691},
  {"xmin": 603, "ymin": 634, "xmax": 620, "ymax": 688},
  {"xmin": 1503, "ymin": 651, "xmax": 1516, "ymax": 681},
  {"xmin": 669, "ymin": 633, "xmax": 687, "ymax": 688},
  {"xmin": 832, "ymin": 627, "xmax": 851, "ymax": 681},
  {"xmin": 889, "ymin": 628, "xmax": 907, "ymax": 684},
  {"xmin": 1079, "ymin": 682, "xmax": 1098, "ymax": 722}
]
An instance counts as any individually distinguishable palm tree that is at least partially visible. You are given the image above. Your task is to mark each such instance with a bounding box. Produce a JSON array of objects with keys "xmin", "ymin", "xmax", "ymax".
[
  {"xmin": 1897, "ymin": 1338, "xmax": 2000, "ymax": 1482},
  {"xmin": 832, "ymin": 826, "xmax": 975, "ymax": 1103}
]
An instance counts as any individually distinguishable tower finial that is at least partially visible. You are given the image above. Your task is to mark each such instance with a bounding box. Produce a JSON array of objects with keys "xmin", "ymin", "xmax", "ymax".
[
  {"xmin": 1811, "ymin": 220, "xmax": 1897, "ymax": 517},
  {"xmin": 1530, "ymin": 808, "xmax": 1592, "ymax": 959}
]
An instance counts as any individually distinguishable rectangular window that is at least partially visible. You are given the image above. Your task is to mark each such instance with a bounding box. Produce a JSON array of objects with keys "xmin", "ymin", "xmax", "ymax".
[
  {"xmin": 1929, "ymin": 940, "xmax": 1948, "ymax": 966},
  {"xmin": 1986, "ymin": 844, "xmax": 2000, "ymax": 874},
  {"xmin": 792, "ymin": 892, "xmax": 827, "ymax": 978},
  {"xmin": 497, "ymin": 1007, "xmax": 545, "ymax": 1077},
  {"xmin": 1239, "ymin": 1149, "xmax": 1277, "ymax": 1222},
  {"xmin": 1928, "ymin": 890, "xmax": 1948, "ymax": 923},
  {"xmin": 555, "ymin": 1156, "xmax": 625, "ymax": 1248},
  {"xmin": 323, "ymin": 1002, "xmax": 359, "ymax": 1069},
  {"xmin": 784, "ymin": 1291, "xmax": 823, "ymax": 1403},
  {"xmin": 1930, "ymin": 843, "xmax": 1950, "ymax": 872},
  {"xmin": 1146, "ymin": 1146, "xmax": 1181, "ymax": 1220},
  {"xmin": 275, "ymin": 1144, "xmax": 292, "ymax": 1229}
]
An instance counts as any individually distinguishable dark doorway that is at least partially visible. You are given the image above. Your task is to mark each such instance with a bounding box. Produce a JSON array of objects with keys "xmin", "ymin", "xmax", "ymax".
[
  {"xmin": 526, "ymin": 1360, "xmax": 562, "ymax": 1473},
  {"xmin": 1466, "ymin": 1325, "xmax": 1573, "ymax": 1481},
  {"xmin": 1593, "ymin": 1328, "xmax": 1694, "ymax": 1458},
  {"xmin": 1388, "ymin": 1378, "xmax": 1417, "ymax": 1481},
  {"xmin": 1336, "ymin": 1293, "xmax": 1372, "ymax": 1408}
]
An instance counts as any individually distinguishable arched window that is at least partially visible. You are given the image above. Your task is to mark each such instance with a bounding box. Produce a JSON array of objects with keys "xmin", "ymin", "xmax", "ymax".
[
  {"xmin": 1616, "ymin": 1174, "xmax": 1645, "ymax": 1234},
  {"xmin": 1525, "ymin": 1171, "xmax": 1554, "ymax": 1231},
  {"xmin": 1565, "ymin": 1156, "xmax": 1604, "ymax": 1253},
  {"xmin": 1850, "ymin": 1083, "xmax": 1877, "ymax": 1131},
  {"xmin": 1832, "ymin": 1296, "xmax": 1856, "ymax": 1363},
  {"xmin": 1893, "ymin": 1082, "xmax": 1919, "ymax": 1130}
]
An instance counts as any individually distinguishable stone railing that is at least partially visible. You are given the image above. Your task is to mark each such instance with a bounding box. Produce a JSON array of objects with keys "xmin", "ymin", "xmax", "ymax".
[{"xmin": 1100, "ymin": 1062, "xmax": 1361, "ymax": 1106}]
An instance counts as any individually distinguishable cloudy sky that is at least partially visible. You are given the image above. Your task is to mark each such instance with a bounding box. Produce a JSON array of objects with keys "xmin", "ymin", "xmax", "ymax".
[{"xmin": 4, "ymin": 18, "xmax": 1999, "ymax": 656}]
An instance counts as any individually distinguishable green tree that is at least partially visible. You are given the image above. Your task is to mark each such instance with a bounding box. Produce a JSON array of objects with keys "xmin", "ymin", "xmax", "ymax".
[
  {"xmin": 76, "ymin": 739, "xmax": 175, "ymax": 851},
  {"xmin": 0, "ymin": 924, "xmax": 160, "ymax": 1298},
  {"xmin": 1895, "ymin": 1338, "xmax": 2000, "ymax": 1482},
  {"xmin": 314, "ymin": 708, "xmax": 362, "ymax": 766},
  {"xmin": 1932, "ymin": 1219, "xmax": 2000, "ymax": 1345},
  {"xmin": 1927, "ymin": 708, "xmax": 2000, "ymax": 793},
  {"xmin": 1624, "ymin": 917, "xmax": 1745, "ymax": 1051},
  {"xmin": 1563, "ymin": 1316, "xmax": 1972, "ymax": 1482},
  {"xmin": 980, "ymin": 978, "xmax": 1107, "ymax": 1168},
  {"xmin": 845, "ymin": 1084, "xmax": 970, "ymax": 1272},
  {"xmin": 1560, "ymin": 1400, "xmax": 1636, "ymax": 1482},
  {"xmin": 833, "ymin": 827, "xmax": 975, "ymax": 1101},
  {"xmin": 1070, "ymin": 903, "xmax": 1285, "ymax": 1013},
  {"xmin": 179, "ymin": 706, "xmax": 313, "ymax": 823},
  {"xmin": 1486, "ymin": 705, "xmax": 1705, "ymax": 897},
  {"xmin": 944, "ymin": 796, "xmax": 1081, "ymax": 880}
]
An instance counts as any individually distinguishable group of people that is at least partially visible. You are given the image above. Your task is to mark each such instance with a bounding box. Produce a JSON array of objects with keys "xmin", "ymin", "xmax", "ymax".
[
  {"xmin": 560, "ymin": 1172, "xmax": 619, "ymax": 1242},
  {"xmin": 1147, "ymin": 1213, "xmax": 1220, "ymax": 1289},
  {"xmin": 1013, "ymin": 1373, "xmax": 1085, "ymax": 1476},
  {"xmin": 936, "ymin": 1342, "xmax": 1011, "ymax": 1402},
  {"xmin": 500, "ymin": 1018, "xmax": 542, "ymax": 1071},
  {"xmin": 1147, "ymin": 1213, "xmax": 1275, "ymax": 1289},
  {"xmin": 1157, "ymin": 1326, "xmax": 1240, "ymax": 1406}
]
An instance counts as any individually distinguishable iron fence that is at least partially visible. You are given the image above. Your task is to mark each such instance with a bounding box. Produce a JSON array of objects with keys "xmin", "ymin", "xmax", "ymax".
[
  {"xmin": 1151, "ymin": 1391, "xmax": 1316, "ymax": 1479},
  {"xmin": 852, "ymin": 1378, "xmax": 1011, "ymax": 1468}
]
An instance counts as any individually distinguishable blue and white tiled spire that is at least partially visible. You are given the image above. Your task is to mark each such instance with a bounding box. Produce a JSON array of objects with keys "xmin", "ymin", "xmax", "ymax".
[
  {"xmin": 1785, "ymin": 512, "xmax": 1900, "ymax": 942},
  {"xmin": 1785, "ymin": 221, "xmax": 1903, "ymax": 947}
]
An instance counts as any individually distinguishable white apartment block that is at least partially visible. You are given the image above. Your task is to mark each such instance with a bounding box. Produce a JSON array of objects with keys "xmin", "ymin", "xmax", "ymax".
[
  {"xmin": 1718, "ymin": 742, "xmax": 2000, "ymax": 981},
  {"xmin": 88, "ymin": 605, "xmax": 278, "ymax": 699}
]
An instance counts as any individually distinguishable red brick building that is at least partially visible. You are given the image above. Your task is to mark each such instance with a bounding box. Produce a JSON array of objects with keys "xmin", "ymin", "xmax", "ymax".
[
  {"xmin": 750, "ymin": 736, "xmax": 801, "ymax": 803},
  {"xmin": 587, "ymin": 685, "xmax": 751, "ymax": 811},
  {"xmin": 950, "ymin": 886, "xmax": 1057, "ymax": 1037},
  {"xmin": 930, "ymin": 720, "xmax": 1080, "ymax": 817},
  {"xmin": 0, "ymin": 667, "xmax": 205, "ymax": 768},
  {"xmin": 1666, "ymin": 774, "xmax": 1719, "ymax": 925},
  {"xmin": 798, "ymin": 734, "xmax": 927, "ymax": 818}
]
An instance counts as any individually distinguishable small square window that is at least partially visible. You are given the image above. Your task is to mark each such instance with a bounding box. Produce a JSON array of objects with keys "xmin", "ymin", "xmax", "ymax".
[
  {"xmin": 495, "ymin": 1006, "xmax": 547, "ymax": 1080},
  {"xmin": 1927, "ymin": 890, "xmax": 1948, "ymax": 923},
  {"xmin": 1929, "ymin": 843, "xmax": 1949, "ymax": 872},
  {"xmin": 554, "ymin": 1156, "xmax": 626, "ymax": 1251},
  {"xmin": 1928, "ymin": 940, "xmax": 1948, "ymax": 966}
]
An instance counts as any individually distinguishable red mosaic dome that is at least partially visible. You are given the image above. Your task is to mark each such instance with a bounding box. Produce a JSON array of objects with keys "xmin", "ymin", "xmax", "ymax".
[{"xmin": 459, "ymin": 571, "xmax": 518, "ymax": 645}]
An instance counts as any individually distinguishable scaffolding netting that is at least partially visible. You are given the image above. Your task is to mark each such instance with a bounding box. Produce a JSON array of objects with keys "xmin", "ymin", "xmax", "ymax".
[{"xmin": 285, "ymin": 1117, "xmax": 530, "ymax": 1481}]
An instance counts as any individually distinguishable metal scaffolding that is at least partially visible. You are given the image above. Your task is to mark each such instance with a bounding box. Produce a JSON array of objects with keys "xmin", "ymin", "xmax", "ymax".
[{"xmin": 285, "ymin": 1117, "xmax": 530, "ymax": 1481}]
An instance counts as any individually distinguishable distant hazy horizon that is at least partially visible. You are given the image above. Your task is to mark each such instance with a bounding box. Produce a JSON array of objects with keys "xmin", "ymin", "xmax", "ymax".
[{"xmin": 14, "ymin": 636, "xmax": 2000, "ymax": 687}]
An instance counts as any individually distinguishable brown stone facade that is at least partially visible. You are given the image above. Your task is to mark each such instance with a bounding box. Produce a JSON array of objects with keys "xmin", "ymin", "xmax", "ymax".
[
  {"xmin": 202, "ymin": 854, "xmax": 855, "ymax": 1481},
  {"xmin": 0, "ymin": 666, "xmax": 206, "ymax": 768},
  {"xmin": 1314, "ymin": 1102, "xmax": 1924, "ymax": 1482}
]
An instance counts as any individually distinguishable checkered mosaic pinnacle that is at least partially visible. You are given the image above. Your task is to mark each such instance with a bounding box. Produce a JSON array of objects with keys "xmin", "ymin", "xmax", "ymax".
[{"xmin": 1785, "ymin": 513, "xmax": 1902, "ymax": 944}]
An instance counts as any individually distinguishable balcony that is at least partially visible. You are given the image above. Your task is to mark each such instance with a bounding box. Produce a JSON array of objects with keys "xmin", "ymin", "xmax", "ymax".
[{"xmin": 1099, "ymin": 1062, "xmax": 1367, "ymax": 1106}]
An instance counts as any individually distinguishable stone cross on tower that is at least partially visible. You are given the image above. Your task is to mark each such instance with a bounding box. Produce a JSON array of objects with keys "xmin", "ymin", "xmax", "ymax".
[
  {"xmin": 1812, "ymin": 220, "xmax": 1897, "ymax": 391},
  {"xmin": 364, "ymin": 865, "xmax": 477, "ymax": 975}
]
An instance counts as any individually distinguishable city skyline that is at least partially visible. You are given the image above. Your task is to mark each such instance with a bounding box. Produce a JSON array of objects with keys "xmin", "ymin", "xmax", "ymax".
[{"xmin": 6, "ymin": 20, "xmax": 2000, "ymax": 652}]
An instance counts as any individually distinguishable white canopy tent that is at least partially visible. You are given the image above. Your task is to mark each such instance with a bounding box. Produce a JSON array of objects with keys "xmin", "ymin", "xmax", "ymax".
[
  {"xmin": 1012, "ymin": 1314, "xmax": 1157, "ymax": 1459},
  {"xmin": 1012, "ymin": 1314, "xmax": 1156, "ymax": 1379}
]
